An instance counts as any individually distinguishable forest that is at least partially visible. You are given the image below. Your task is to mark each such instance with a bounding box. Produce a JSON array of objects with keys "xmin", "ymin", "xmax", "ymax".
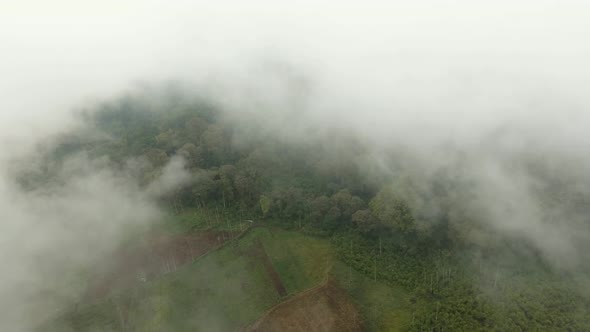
[{"xmin": 25, "ymin": 87, "xmax": 590, "ymax": 331}]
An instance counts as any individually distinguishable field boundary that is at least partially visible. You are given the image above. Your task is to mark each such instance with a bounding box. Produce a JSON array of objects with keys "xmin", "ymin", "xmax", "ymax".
[{"xmin": 241, "ymin": 278, "xmax": 331, "ymax": 331}]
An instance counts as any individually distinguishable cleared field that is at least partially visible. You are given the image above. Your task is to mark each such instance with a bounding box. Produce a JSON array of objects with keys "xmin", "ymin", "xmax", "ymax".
[
  {"xmin": 252, "ymin": 227, "xmax": 334, "ymax": 294},
  {"xmin": 331, "ymin": 261, "xmax": 413, "ymax": 331},
  {"xmin": 254, "ymin": 228, "xmax": 414, "ymax": 331},
  {"xmin": 242, "ymin": 238, "xmax": 288, "ymax": 297},
  {"xmin": 246, "ymin": 278, "xmax": 362, "ymax": 332},
  {"xmin": 45, "ymin": 228, "xmax": 282, "ymax": 331},
  {"xmin": 42, "ymin": 226, "xmax": 414, "ymax": 331},
  {"xmin": 85, "ymin": 230, "xmax": 236, "ymax": 300}
]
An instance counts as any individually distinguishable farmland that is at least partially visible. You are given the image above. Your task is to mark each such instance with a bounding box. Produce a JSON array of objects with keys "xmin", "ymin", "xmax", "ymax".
[{"xmin": 42, "ymin": 225, "xmax": 413, "ymax": 331}]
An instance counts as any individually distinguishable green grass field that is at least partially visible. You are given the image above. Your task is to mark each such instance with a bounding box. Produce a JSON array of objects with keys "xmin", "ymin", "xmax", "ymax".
[
  {"xmin": 43, "ymin": 225, "xmax": 415, "ymax": 331},
  {"xmin": 254, "ymin": 227, "xmax": 415, "ymax": 331},
  {"xmin": 331, "ymin": 261, "xmax": 413, "ymax": 331}
]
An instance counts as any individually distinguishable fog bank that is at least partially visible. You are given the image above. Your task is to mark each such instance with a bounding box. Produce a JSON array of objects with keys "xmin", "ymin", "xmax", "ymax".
[{"xmin": 2, "ymin": 2, "xmax": 590, "ymax": 330}]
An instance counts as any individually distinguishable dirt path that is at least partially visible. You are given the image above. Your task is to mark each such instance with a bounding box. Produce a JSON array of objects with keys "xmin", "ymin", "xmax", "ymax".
[{"xmin": 248, "ymin": 238, "xmax": 288, "ymax": 297}]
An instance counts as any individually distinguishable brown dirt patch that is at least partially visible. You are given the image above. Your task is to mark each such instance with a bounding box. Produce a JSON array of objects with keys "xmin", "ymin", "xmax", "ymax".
[
  {"xmin": 85, "ymin": 230, "xmax": 235, "ymax": 300},
  {"xmin": 245, "ymin": 278, "xmax": 363, "ymax": 332}
]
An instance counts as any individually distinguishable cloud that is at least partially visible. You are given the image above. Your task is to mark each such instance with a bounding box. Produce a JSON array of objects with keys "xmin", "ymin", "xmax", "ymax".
[
  {"xmin": 0, "ymin": 151, "xmax": 193, "ymax": 330},
  {"xmin": 1, "ymin": 1, "xmax": 590, "ymax": 329},
  {"xmin": 146, "ymin": 156, "xmax": 193, "ymax": 196}
]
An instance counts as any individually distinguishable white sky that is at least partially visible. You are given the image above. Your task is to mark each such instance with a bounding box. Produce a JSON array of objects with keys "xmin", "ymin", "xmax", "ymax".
[{"xmin": 0, "ymin": 1, "xmax": 589, "ymax": 146}]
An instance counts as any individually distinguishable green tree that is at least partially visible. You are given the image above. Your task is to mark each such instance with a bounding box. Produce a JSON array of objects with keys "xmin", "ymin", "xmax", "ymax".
[
  {"xmin": 177, "ymin": 143, "xmax": 203, "ymax": 168},
  {"xmin": 351, "ymin": 209, "xmax": 379, "ymax": 233},
  {"xmin": 259, "ymin": 194, "xmax": 272, "ymax": 217},
  {"xmin": 369, "ymin": 186, "xmax": 415, "ymax": 232},
  {"xmin": 184, "ymin": 116, "xmax": 208, "ymax": 143},
  {"xmin": 310, "ymin": 195, "xmax": 332, "ymax": 223},
  {"xmin": 201, "ymin": 125, "xmax": 227, "ymax": 166}
]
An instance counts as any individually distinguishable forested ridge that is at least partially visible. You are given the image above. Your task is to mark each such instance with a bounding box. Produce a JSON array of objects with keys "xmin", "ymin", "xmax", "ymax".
[{"xmin": 26, "ymin": 88, "xmax": 590, "ymax": 331}]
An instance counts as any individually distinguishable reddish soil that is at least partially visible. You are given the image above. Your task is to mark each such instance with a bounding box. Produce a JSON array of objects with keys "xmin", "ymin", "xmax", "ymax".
[
  {"xmin": 85, "ymin": 230, "xmax": 235, "ymax": 300},
  {"xmin": 245, "ymin": 278, "xmax": 363, "ymax": 332}
]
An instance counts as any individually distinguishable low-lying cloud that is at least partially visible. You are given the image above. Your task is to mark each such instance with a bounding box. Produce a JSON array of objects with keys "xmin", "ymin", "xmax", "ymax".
[{"xmin": 2, "ymin": 1, "xmax": 590, "ymax": 330}]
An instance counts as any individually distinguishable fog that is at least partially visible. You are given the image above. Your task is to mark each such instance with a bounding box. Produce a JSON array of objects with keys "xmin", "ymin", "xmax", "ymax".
[{"xmin": 2, "ymin": 1, "xmax": 590, "ymax": 330}]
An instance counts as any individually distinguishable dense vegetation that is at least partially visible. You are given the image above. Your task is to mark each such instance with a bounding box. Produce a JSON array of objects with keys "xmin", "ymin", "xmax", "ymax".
[{"xmin": 30, "ymin": 87, "xmax": 590, "ymax": 331}]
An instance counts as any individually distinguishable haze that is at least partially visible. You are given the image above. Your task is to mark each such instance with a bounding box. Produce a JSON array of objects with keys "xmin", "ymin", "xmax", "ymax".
[{"xmin": 1, "ymin": 1, "xmax": 590, "ymax": 331}]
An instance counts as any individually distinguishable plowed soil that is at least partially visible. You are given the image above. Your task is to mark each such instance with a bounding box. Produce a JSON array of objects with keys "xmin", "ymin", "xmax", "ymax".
[{"xmin": 86, "ymin": 230, "xmax": 235, "ymax": 299}]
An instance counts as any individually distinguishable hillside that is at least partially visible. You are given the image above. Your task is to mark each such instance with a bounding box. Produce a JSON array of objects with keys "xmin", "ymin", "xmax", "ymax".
[{"xmin": 27, "ymin": 90, "xmax": 590, "ymax": 331}]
